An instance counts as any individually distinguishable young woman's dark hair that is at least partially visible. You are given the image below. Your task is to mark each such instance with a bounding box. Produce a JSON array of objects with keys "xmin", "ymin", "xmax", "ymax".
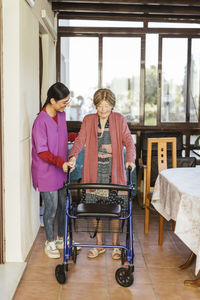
[{"xmin": 41, "ymin": 82, "xmax": 70, "ymax": 110}]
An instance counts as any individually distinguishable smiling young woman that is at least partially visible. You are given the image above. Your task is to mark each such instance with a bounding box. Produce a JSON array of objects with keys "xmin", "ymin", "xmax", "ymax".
[{"xmin": 31, "ymin": 82, "xmax": 71, "ymax": 259}]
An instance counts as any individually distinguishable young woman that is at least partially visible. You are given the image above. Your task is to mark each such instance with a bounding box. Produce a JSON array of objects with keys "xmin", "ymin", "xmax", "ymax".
[
  {"xmin": 31, "ymin": 82, "xmax": 71, "ymax": 259},
  {"xmin": 68, "ymin": 88, "xmax": 136, "ymax": 259}
]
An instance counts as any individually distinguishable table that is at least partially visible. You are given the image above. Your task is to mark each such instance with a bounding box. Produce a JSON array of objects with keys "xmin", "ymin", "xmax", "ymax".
[{"xmin": 151, "ymin": 167, "xmax": 200, "ymax": 277}]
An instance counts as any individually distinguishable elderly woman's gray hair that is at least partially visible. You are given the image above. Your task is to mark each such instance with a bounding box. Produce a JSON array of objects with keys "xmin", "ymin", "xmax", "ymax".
[{"xmin": 93, "ymin": 88, "xmax": 116, "ymax": 108}]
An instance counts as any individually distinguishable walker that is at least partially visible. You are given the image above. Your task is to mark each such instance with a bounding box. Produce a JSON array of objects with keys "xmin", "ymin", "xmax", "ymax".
[{"xmin": 55, "ymin": 168, "xmax": 135, "ymax": 287}]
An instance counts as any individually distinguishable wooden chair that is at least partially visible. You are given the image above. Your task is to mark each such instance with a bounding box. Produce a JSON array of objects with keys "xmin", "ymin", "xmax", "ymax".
[
  {"xmin": 144, "ymin": 137, "xmax": 177, "ymax": 245},
  {"xmin": 137, "ymin": 131, "xmax": 196, "ymax": 208}
]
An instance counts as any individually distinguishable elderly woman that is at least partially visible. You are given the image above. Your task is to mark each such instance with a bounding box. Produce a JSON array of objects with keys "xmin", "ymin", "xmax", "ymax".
[{"xmin": 68, "ymin": 88, "xmax": 136, "ymax": 259}]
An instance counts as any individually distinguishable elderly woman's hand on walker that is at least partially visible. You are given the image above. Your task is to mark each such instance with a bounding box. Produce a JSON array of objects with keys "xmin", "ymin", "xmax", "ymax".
[
  {"xmin": 67, "ymin": 156, "xmax": 76, "ymax": 172},
  {"xmin": 126, "ymin": 162, "xmax": 135, "ymax": 172}
]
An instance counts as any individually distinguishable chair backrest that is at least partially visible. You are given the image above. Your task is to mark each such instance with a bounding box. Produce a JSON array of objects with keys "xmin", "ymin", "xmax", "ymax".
[
  {"xmin": 140, "ymin": 131, "xmax": 183, "ymax": 164},
  {"xmin": 146, "ymin": 137, "xmax": 177, "ymax": 196}
]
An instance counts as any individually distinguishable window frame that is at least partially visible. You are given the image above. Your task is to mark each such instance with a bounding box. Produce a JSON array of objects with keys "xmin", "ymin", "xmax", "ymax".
[
  {"xmin": 158, "ymin": 34, "xmax": 200, "ymax": 126},
  {"xmin": 57, "ymin": 23, "xmax": 200, "ymax": 155}
]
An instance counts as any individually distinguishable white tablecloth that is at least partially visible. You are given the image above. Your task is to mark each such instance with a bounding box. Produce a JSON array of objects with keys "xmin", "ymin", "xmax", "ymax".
[{"xmin": 152, "ymin": 167, "xmax": 200, "ymax": 275}]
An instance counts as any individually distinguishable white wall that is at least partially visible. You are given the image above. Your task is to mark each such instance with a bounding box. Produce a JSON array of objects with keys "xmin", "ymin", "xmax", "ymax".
[{"xmin": 2, "ymin": 0, "xmax": 57, "ymax": 262}]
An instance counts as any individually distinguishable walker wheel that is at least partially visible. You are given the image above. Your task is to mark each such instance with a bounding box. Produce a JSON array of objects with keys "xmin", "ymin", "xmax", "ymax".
[
  {"xmin": 115, "ymin": 267, "xmax": 134, "ymax": 287},
  {"xmin": 55, "ymin": 264, "xmax": 67, "ymax": 284}
]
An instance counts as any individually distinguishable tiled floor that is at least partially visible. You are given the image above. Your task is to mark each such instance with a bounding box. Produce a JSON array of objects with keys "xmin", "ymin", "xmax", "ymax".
[{"xmin": 13, "ymin": 202, "xmax": 200, "ymax": 300}]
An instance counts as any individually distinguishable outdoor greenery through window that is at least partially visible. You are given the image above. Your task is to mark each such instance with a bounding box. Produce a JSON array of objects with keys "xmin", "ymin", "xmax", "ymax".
[
  {"xmin": 161, "ymin": 38, "xmax": 187, "ymax": 122},
  {"xmin": 190, "ymin": 39, "xmax": 200, "ymax": 122},
  {"xmin": 145, "ymin": 34, "xmax": 158, "ymax": 125}
]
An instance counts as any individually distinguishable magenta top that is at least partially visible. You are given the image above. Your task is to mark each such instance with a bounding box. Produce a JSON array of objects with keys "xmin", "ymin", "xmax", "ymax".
[
  {"xmin": 70, "ymin": 112, "xmax": 136, "ymax": 185},
  {"xmin": 31, "ymin": 111, "xmax": 68, "ymax": 192}
]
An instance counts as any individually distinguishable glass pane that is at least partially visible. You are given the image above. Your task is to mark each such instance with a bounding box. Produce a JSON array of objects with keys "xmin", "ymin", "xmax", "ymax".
[
  {"xmin": 59, "ymin": 19, "xmax": 143, "ymax": 28},
  {"xmin": 161, "ymin": 38, "xmax": 187, "ymax": 122},
  {"xmin": 60, "ymin": 37, "xmax": 98, "ymax": 120},
  {"xmin": 102, "ymin": 37, "xmax": 141, "ymax": 123},
  {"xmin": 145, "ymin": 34, "xmax": 158, "ymax": 125},
  {"xmin": 190, "ymin": 39, "xmax": 200, "ymax": 122},
  {"xmin": 149, "ymin": 22, "xmax": 200, "ymax": 28},
  {"xmin": 190, "ymin": 135, "xmax": 200, "ymax": 160}
]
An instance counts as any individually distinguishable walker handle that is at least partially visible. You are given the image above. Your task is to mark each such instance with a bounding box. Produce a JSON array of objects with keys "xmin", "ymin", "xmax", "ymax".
[
  {"xmin": 67, "ymin": 166, "xmax": 71, "ymax": 184},
  {"xmin": 127, "ymin": 166, "xmax": 132, "ymax": 185}
]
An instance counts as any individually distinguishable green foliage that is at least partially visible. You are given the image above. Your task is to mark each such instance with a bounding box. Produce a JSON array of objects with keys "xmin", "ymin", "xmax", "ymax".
[
  {"xmin": 145, "ymin": 65, "xmax": 157, "ymax": 105},
  {"xmin": 144, "ymin": 65, "xmax": 157, "ymax": 124}
]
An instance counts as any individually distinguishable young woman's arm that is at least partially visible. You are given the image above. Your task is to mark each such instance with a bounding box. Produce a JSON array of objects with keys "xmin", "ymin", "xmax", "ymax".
[
  {"xmin": 38, "ymin": 151, "xmax": 65, "ymax": 168},
  {"xmin": 38, "ymin": 151, "xmax": 68, "ymax": 172}
]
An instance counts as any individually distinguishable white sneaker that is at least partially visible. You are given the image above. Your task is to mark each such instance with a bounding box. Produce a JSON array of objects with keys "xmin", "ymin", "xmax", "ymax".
[
  {"xmin": 45, "ymin": 241, "xmax": 60, "ymax": 258},
  {"xmin": 56, "ymin": 237, "xmax": 81, "ymax": 251},
  {"xmin": 56, "ymin": 238, "xmax": 64, "ymax": 250}
]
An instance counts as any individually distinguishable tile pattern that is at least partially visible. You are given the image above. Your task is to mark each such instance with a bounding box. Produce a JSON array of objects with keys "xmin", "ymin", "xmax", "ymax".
[{"xmin": 13, "ymin": 201, "xmax": 200, "ymax": 300}]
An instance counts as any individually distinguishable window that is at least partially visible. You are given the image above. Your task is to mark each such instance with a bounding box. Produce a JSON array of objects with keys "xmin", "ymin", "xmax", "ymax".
[
  {"xmin": 145, "ymin": 34, "xmax": 158, "ymax": 125},
  {"xmin": 61, "ymin": 37, "xmax": 98, "ymax": 120},
  {"xmin": 161, "ymin": 38, "xmax": 187, "ymax": 122},
  {"xmin": 59, "ymin": 19, "xmax": 143, "ymax": 28},
  {"xmin": 102, "ymin": 37, "xmax": 141, "ymax": 123},
  {"xmin": 59, "ymin": 21, "xmax": 200, "ymax": 125},
  {"xmin": 60, "ymin": 35, "xmax": 141, "ymax": 122},
  {"xmin": 190, "ymin": 39, "xmax": 200, "ymax": 122},
  {"xmin": 148, "ymin": 22, "xmax": 200, "ymax": 29}
]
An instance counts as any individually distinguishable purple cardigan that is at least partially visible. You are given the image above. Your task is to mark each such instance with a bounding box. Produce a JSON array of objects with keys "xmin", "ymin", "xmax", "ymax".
[{"xmin": 70, "ymin": 112, "xmax": 136, "ymax": 185}]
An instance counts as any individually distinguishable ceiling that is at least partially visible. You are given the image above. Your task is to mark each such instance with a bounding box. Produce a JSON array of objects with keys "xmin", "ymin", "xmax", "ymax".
[{"xmin": 48, "ymin": 1, "xmax": 200, "ymax": 22}]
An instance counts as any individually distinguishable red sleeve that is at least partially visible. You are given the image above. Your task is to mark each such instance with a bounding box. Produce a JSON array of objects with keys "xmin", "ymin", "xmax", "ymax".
[
  {"xmin": 38, "ymin": 151, "xmax": 65, "ymax": 168},
  {"xmin": 68, "ymin": 132, "xmax": 78, "ymax": 142}
]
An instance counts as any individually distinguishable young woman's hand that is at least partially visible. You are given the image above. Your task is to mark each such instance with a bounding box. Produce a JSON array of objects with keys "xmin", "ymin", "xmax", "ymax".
[
  {"xmin": 67, "ymin": 156, "xmax": 76, "ymax": 172},
  {"xmin": 62, "ymin": 162, "xmax": 68, "ymax": 173},
  {"xmin": 126, "ymin": 162, "xmax": 135, "ymax": 172}
]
